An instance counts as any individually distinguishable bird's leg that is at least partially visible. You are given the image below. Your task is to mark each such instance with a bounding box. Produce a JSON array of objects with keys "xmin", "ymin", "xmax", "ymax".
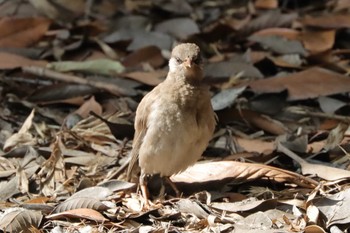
[
  {"xmin": 139, "ymin": 171, "xmax": 151, "ymax": 207},
  {"xmin": 164, "ymin": 176, "xmax": 181, "ymax": 197}
]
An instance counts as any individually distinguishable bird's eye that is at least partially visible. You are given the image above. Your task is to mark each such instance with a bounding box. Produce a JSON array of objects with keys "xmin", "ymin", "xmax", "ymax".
[{"xmin": 175, "ymin": 57, "xmax": 182, "ymax": 63}]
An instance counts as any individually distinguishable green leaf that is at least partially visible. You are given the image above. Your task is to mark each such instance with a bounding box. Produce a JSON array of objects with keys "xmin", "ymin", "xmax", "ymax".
[{"xmin": 47, "ymin": 59, "xmax": 125, "ymax": 75}]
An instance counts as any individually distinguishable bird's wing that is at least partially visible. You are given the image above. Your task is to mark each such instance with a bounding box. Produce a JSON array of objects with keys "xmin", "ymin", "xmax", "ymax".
[{"xmin": 126, "ymin": 86, "xmax": 161, "ymax": 181}]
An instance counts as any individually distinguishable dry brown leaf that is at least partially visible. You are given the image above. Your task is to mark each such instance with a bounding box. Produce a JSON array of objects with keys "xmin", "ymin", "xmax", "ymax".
[
  {"xmin": 277, "ymin": 142, "xmax": 350, "ymax": 181},
  {"xmin": 171, "ymin": 161, "xmax": 317, "ymax": 188},
  {"xmin": 255, "ymin": 0, "xmax": 278, "ymax": 9},
  {"xmin": 154, "ymin": 17, "xmax": 200, "ymax": 40},
  {"xmin": 0, "ymin": 208, "xmax": 42, "ymax": 232},
  {"xmin": 218, "ymin": 109, "xmax": 287, "ymax": 135},
  {"xmin": 47, "ymin": 208, "xmax": 108, "ymax": 222},
  {"xmin": 74, "ymin": 96, "xmax": 102, "ymax": 119},
  {"xmin": 236, "ymin": 137, "xmax": 274, "ymax": 154},
  {"xmin": 53, "ymin": 197, "xmax": 109, "ymax": 213},
  {"xmin": 241, "ymin": 11, "xmax": 297, "ymax": 35},
  {"xmin": 0, "ymin": 17, "xmax": 51, "ymax": 48},
  {"xmin": 323, "ymin": 122, "xmax": 349, "ymax": 151},
  {"xmin": 122, "ymin": 70, "xmax": 166, "ymax": 86},
  {"xmin": 249, "ymin": 67, "xmax": 350, "ymax": 101},
  {"xmin": 37, "ymin": 136, "xmax": 66, "ymax": 196},
  {"xmin": 314, "ymin": 188, "xmax": 350, "ymax": 227},
  {"xmin": 0, "ymin": 52, "xmax": 47, "ymax": 69},
  {"xmin": 211, "ymin": 198, "xmax": 277, "ymax": 213},
  {"xmin": 301, "ymin": 29, "xmax": 335, "ymax": 54},
  {"xmin": 304, "ymin": 225, "xmax": 326, "ymax": 233},
  {"xmin": 3, "ymin": 109, "xmax": 36, "ymax": 152},
  {"xmin": 301, "ymin": 14, "xmax": 350, "ymax": 29},
  {"xmin": 28, "ymin": 0, "xmax": 79, "ymax": 23},
  {"xmin": 122, "ymin": 46, "xmax": 165, "ymax": 68},
  {"xmin": 252, "ymin": 27, "xmax": 300, "ymax": 40}
]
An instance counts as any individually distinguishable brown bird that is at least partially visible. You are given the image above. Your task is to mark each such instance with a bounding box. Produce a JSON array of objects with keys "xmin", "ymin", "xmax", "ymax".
[{"xmin": 127, "ymin": 43, "xmax": 216, "ymax": 201}]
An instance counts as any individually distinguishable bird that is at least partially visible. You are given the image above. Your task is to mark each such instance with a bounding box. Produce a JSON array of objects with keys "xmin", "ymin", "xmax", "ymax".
[{"xmin": 127, "ymin": 43, "xmax": 216, "ymax": 202}]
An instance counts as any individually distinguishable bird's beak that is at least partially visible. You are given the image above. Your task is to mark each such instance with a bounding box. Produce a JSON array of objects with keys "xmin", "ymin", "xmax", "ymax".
[{"xmin": 184, "ymin": 58, "xmax": 192, "ymax": 68}]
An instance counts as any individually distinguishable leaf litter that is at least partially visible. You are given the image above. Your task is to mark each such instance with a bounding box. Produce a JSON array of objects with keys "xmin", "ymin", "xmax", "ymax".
[{"xmin": 2, "ymin": 0, "xmax": 350, "ymax": 232}]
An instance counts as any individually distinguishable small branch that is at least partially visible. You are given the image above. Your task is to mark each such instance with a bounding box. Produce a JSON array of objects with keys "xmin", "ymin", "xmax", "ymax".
[
  {"xmin": 289, "ymin": 109, "xmax": 350, "ymax": 123},
  {"xmin": 22, "ymin": 66, "xmax": 129, "ymax": 96}
]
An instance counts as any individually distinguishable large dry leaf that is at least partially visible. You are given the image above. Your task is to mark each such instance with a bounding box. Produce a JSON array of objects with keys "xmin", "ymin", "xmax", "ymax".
[
  {"xmin": 0, "ymin": 208, "xmax": 42, "ymax": 233},
  {"xmin": 70, "ymin": 186, "xmax": 113, "ymax": 200},
  {"xmin": 236, "ymin": 137, "xmax": 274, "ymax": 154},
  {"xmin": 47, "ymin": 208, "xmax": 108, "ymax": 222},
  {"xmin": 277, "ymin": 142, "xmax": 350, "ymax": 180},
  {"xmin": 323, "ymin": 122, "xmax": 349, "ymax": 151},
  {"xmin": 176, "ymin": 199, "xmax": 210, "ymax": 219},
  {"xmin": 249, "ymin": 67, "xmax": 350, "ymax": 101},
  {"xmin": 103, "ymin": 29, "xmax": 173, "ymax": 51},
  {"xmin": 317, "ymin": 96, "xmax": 347, "ymax": 114},
  {"xmin": 301, "ymin": 14, "xmax": 350, "ymax": 29},
  {"xmin": 249, "ymin": 34, "xmax": 307, "ymax": 55},
  {"xmin": 0, "ymin": 17, "xmax": 51, "ymax": 48},
  {"xmin": 27, "ymin": 83, "xmax": 99, "ymax": 103},
  {"xmin": 0, "ymin": 52, "xmax": 47, "ymax": 69},
  {"xmin": 74, "ymin": 96, "xmax": 102, "ymax": 119},
  {"xmin": 314, "ymin": 188, "xmax": 350, "ymax": 227},
  {"xmin": 255, "ymin": 0, "xmax": 278, "ymax": 9},
  {"xmin": 154, "ymin": 17, "xmax": 200, "ymax": 39},
  {"xmin": 3, "ymin": 109, "xmax": 36, "ymax": 152},
  {"xmin": 205, "ymin": 61, "xmax": 263, "ymax": 79},
  {"xmin": 301, "ymin": 29, "xmax": 335, "ymax": 54},
  {"xmin": 252, "ymin": 27, "xmax": 300, "ymax": 40},
  {"xmin": 171, "ymin": 161, "xmax": 317, "ymax": 188},
  {"xmin": 52, "ymin": 197, "xmax": 109, "ymax": 213},
  {"xmin": 211, "ymin": 198, "xmax": 277, "ymax": 213},
  {"xmin": 0, "ymin": 177, "xmax": 19, "ymax": 200},
  {"xmin": 218, "ymin": 109, "xmax": 287, "ymax": 135},
  {"xmin": 211, "ymin": 86, "xmax": 246, "ymax": 111},
  {"xmin": 241, "ymin": 10, "xmax": 298, "ymax": 35},
  {"xmin": 122, "ymin": 70, "xmax": 166, "ymax": 86},
  {"xmin": 122, "ymin": 46, "xmax": 165, "ymax": 68}
]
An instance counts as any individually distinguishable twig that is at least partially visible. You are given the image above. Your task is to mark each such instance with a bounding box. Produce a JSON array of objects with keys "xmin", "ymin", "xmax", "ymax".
[
  {"xmin": 289, "ymin": 109, "xmax": 350, "ymax": 123},
  {"xmin": 276, "ymin": 141, "xmax": 308, "ymax": 166},
  {"xmin": 22, "ymin": 66, "xmax": 129, "ymax": 96}
]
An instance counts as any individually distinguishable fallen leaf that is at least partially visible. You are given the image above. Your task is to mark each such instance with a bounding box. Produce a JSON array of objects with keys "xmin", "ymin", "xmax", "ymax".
[
  {"xmin": 48, "ymin": 59, "xmax": 125, "ymax": 75},
  {"xmin": 301, "ymin": 14, "xmax": 350, "ymax": 29},
  {"xmin": 255, "ymin": 0, "xmax": 278, "ymax": 9},
  {"xmin": 3, "ymin": 109, "xmax": 36, "ymax": 152},
  {"xmin": 154, "ymin": 17, "xmax": 200, "ymax": 39},
  {"xmin": 47, "ymin": 208, "xmax": 108, "ymax": 222},
  {"xmin": 211, "ymin": 86, "xmax": 246, "ymax": 111},
  {"xmin": 104, "ymin": 29, "xmax": 173, "ymax": 51},
  {"xmin": 0, "ymin": 52, "xmax": 47, "ymax": 69},
  {"xmin": 249, "ymin": 67, "xmax": 350, "ymax": 101},
  {"xmin": 205, "ymin": 61, "xmax": 263, "ymax": 79},
  {"xmin": 314, "ymin": 188, "xmax": 350, "ymax": 227},
  {"xmin": 277, "ymin": 142, "xmax": 350, "ymax": 180},
  {"xmin": 122, "ymin": 70, "xmax": 166, "ymax": 86},
  {"xmin": 74, "ymin": 96, "xmax": 102, "ymax": 118},
  {"xmin": 301, "ymin": 29, "xmax": 335, "ymax": 54},
  {"xmin": 172, "ymin": 161, "xmax": 317, "ymax": 188},
  {"xmin": 0, "ymin": 17, "xmax": 51, "ymax": 48},
  {"xmin": 252, "ymin": 27, "xmax": 300, "ymax": 40},
  {"xmin": 122, "ymin": 46, "xmax": 165, "ymax": 68},
  {"xmin": 249, "ymin": 35, "xmax": 307, "ymax": 55}
]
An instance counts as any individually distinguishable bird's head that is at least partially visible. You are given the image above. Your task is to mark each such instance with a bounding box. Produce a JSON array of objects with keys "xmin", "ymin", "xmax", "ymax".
[{"xmin": 169, "ymin": 43, "xmax": 203, "ymax": 81}]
